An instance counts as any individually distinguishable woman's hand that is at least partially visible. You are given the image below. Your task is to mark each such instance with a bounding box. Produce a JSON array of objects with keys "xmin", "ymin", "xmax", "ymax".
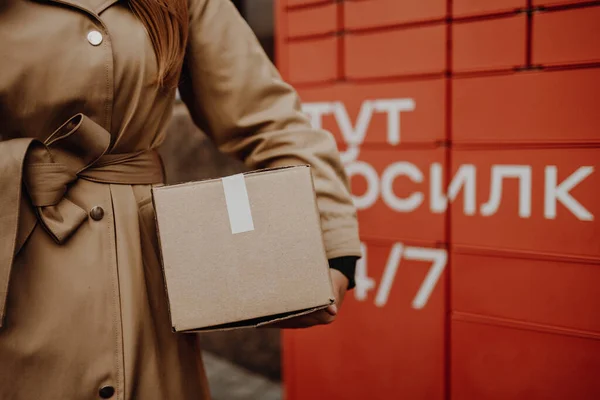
[{"xmin": 268, "ymin": 269, "xmax": 349, "ymax": 329}]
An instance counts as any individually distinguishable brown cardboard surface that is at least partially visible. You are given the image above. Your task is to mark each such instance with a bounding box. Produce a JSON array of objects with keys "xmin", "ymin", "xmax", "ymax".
[
  {"xmin": 182, "ymin": 305, "xmax": 330, "ymax": 333},
  {"xmin": 152, "ymin": 165, "xmax": 335, "ymax": 332}
]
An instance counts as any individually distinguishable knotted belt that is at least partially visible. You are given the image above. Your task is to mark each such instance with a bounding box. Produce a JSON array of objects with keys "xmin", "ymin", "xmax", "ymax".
[{"xmin": 0, "ymin": 114, "xmax": 164, "ymax": 328}]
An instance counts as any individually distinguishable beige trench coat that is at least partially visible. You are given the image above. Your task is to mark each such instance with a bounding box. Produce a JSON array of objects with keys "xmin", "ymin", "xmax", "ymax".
[{"xmin": 0, "ymin": 0, "xmax": 361, "ymax": 399}]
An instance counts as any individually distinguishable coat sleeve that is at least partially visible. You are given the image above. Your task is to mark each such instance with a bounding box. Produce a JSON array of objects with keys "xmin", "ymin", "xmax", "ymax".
[
  {"xmin": 178, "ymin": 0, "xmax": 361, "ymax": 259},
  {"xmin": 0, "ymin": 138, "xmax": 38, "ymax": 327}
]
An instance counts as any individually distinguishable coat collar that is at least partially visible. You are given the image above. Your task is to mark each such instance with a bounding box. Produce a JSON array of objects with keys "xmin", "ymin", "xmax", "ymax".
[{"xmin": 44, "ymin": 0, "xmax": 119, "ymax": 16}]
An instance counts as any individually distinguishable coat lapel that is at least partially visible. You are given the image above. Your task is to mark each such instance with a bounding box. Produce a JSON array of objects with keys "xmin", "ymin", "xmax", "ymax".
[
  {"xmin": 94, "ymin": 0, "xmax": 119, "ymax": 14},
  {"xmin": 45, "ymin": 0, "xmax": 120, "ymax": 16}
]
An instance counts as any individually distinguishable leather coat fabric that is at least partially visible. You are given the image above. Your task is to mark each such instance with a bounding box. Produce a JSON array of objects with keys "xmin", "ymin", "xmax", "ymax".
[{"xmin": 0, "ymin": 0, "xmax": 361, "ymax": 399}]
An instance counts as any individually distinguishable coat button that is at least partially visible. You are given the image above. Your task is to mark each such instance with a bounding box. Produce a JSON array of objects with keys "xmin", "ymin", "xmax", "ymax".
[
  {"xmin": 89, "ymin": 206, "xmax": 105, "ymax": 221},
  {"xmin": 98, "ymin": 386, "xmax": 115, "ymax": 398},
  {"xmin": 87, "ymin": 30, "xmax": 103, "ymax": 46}
]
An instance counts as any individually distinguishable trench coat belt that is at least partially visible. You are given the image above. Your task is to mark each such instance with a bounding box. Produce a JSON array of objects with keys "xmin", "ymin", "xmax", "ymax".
[{"xmin": 0, "ymin": 113, "xmax": 165, "ymax": 328}]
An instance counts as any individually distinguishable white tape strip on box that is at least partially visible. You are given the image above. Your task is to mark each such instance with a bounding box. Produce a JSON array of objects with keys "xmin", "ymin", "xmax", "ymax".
[{"xmin": 221, "ymin": 174, "xmax": 255, "ymax": 234}]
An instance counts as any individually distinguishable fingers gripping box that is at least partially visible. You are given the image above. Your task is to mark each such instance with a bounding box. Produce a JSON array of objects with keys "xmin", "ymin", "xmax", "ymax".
[{"xmin": 151, "ymin": 165, "xmax": 336, "ymax": 332}]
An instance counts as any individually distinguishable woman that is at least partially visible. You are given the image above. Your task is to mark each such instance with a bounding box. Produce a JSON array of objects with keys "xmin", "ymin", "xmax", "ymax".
[{"xmin": 0, "ymin": 0, "xmax": 361, "ymax": 398}]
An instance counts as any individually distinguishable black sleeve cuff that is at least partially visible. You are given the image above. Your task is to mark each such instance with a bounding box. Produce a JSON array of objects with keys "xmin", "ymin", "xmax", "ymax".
[{"xmin": 328, "ymin": 256, "xmax": 359, "ymax": 290}]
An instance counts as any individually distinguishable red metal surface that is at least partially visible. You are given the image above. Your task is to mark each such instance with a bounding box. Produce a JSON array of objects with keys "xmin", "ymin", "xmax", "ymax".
[
  {"xmin": 344, "ymin": 0, "xmax": 446, "ymax": 30},
  {"xmin": 451, "ymin": 148, "xmax": 600, "ymax": 258},
  {"xmin": 452, "ymin": 15, "xmax": 527, "ymax": 73},
  {"xmin": 349, "ymin": 148, "xmax": 447, "ymax": 243},
  {"xmin": 452, "ymin": 69, "xmax": 600, "ymax": 145},
  {"xmin": 287, "ymin": 37, "xmax": 339, "ymax": 84},
  {"xmin": 532, "ymin": 6, "xmax": 600, "ymax": 67},
  {"xmin": 532, "ymin": 0, "xmax": 595, "ymax": 7},
  {"xmin": 452, "ymin": 0, "xmax": 525, "ymax": 18},
  {"xmin": 286, "ymin": 0, "xmax": 330, "ymax": 7},
  {"xmin": 286, "ymin": 2, "xmax": 338, "ymax": 38},
  {"xmin": 276, "ymin": 1, "xmax": 600, "ymax": 399},
  {"xmin": 344, "ymin": 24, "xmax": 447, "ymax": 79},
  {"xmin": 451, "ymin": 319, "xmax": 600, "ymax": 400},
  {"xmin": 452, "ymin": 251, "xmax": 600, "ymax": 333}
]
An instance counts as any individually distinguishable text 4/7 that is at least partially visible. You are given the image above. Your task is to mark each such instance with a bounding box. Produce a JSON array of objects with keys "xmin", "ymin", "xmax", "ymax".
[{"xmin": 354, "ymin": 242, "xmax": 448, "ymax": 309}]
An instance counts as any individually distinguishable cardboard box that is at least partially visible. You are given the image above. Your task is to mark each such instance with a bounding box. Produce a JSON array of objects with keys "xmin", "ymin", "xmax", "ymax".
[{"xmin": 151, "ymin": 165, "xmax": 335, "ymax": 332}]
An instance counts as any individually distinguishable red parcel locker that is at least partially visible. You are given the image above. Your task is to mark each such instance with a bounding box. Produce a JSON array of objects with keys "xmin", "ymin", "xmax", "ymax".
[
  {"xmin": 287, "ymin": 36, "xmax": 339, "ymax": 84},
  {"xmin": 344, "ymin": 0, "xmax": 446, "ymax": 30},
  {"xmin": 450, "ymin": 148, "xmax": 600, "ymax": 259},
  {"xmin": 452, "ymin": 251, "xmax": 600, "ymax": 334},
  {"xmin": 452, "ymin": 68, "xmax": 600, "ymax": 145},
  {"xmin": 451, "ymin": 318, "xmax": 600, "ymax": 400},
  {"xmin": 452, "ymin": 14, "xmax": 527, "ymax": 73},
  {"xmin": 452, "ymin": 0, "xmax": 526, "ymax": 18},
  {"xmin": 532, "ymin": 6, "xmax": 600, "ymax": 67},
  {"xmin": 345, "ymin": 24, "xmax": 446, "ymax": 79},
  {"xmin": 297, "ymin": 79, "xmax": 446, "ymax": 147},
  {"xmin": 284, "ymin": 239, "xmax": 447, "ymax": 400},
  {"xmin": 348, "ymin": 147, "xmax": 448, "ymax": 244},
  {"xmin": 277, "ymin": 2, "xmax": 600, "ymax": 399},
  {"xmin": 286, "ymin": 2, "xmax": 338, "ymax": 38},
  {"xmin": 532, "ymin": 0, "xmax": 596, "ymax": 8},
  {"xmin": 286, "ymin": 0, "xmax": 329, "ymax": 7}
]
